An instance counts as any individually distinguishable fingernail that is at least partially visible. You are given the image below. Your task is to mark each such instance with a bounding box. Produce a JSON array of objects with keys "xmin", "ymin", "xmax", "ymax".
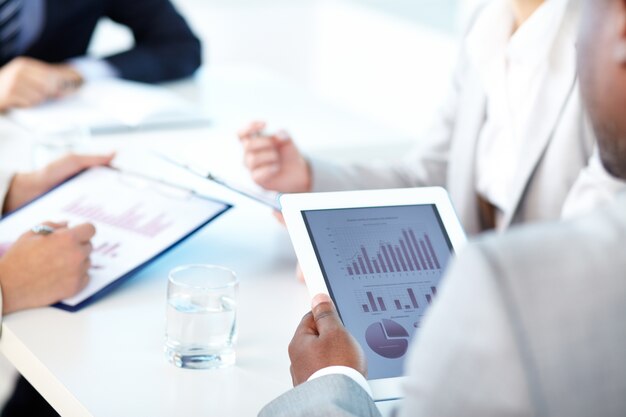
[
  {"xmin": 312, "ymin": 293, "xmax": 331, "ymax": 309},
  {"xmin": 276, "ymin": 130, "xmax": 290, "ymax": 141}
]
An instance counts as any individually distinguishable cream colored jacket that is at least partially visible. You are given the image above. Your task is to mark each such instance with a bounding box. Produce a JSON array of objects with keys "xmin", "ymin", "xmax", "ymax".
[{"xmin": 311, "ymin": 0, "xmax": 594, "ymax": 236}]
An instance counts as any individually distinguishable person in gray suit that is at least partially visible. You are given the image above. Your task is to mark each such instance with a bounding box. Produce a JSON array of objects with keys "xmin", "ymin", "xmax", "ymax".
[{"xmin": 258, "ymin": 0, "xmax": 626, "ymax": 415}]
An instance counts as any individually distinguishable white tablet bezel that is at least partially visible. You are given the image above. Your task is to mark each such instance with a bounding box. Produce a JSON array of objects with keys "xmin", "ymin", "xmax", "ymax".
[{"xmin": 280, "ymin": 187, "xmax": 467, "ymax": 401}]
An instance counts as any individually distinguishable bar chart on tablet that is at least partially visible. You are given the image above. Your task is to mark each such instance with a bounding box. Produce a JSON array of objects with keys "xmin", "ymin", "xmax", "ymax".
[
  {"xmin": 342, "ymin": 227, "xmax": 442, "ymax": 277},
  {"xmin": 303, "ymin": 205, "xmax": 454, "ymax": 379},
  {"xmin": 328, "ymin": 222, "xmax": 447, "ymax": 280},
  {"xmin": 357, "ymin": 284, "xmax": 438, "ymax": 315}
]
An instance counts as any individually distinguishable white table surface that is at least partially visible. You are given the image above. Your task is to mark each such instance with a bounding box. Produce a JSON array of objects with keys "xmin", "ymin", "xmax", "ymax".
[{"xmin": 0, "ymin": 66, "xmax": 411, "ymax": 416}]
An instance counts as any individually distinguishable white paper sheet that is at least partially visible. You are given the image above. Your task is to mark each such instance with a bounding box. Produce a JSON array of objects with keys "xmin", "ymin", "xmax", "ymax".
[
  {"xmin": 8, "ymin": 79, "xmax": 209, "ymax": 134},
  {"xmin": 0, "ymin": 167, "xmax": 229, "ymax": 309}
]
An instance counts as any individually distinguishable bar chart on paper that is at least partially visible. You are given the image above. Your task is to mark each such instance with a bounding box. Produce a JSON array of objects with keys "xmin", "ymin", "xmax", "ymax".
[
  {"xmin": 63, "ymin": 198, "xmax": 173, "ymax": 238},
  {"xmin": 0, "ymin": 167, "xmax": 230, "ymax": 309}
]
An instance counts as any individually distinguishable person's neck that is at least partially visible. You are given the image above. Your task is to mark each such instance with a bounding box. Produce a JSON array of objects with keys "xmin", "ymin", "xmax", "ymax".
[{"xmin": 511, "ymin": 0, "xmax": 545, "ymax": 31}]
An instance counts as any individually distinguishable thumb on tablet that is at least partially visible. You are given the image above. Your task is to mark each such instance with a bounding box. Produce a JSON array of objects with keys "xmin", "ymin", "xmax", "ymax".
[{"xmin": 311, "ymin": 293, "xmax": 342, "ymax": 334}]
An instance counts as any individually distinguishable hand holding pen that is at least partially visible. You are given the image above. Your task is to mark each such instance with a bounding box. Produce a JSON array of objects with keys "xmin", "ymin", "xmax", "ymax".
[{"xmin": 237, "ymin": 121, "xmax": 313, "ymax": 193}]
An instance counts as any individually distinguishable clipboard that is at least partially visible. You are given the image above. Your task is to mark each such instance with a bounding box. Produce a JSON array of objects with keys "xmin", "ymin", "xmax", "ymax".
[
  {"xmin": 0, "ymin": 167, "xmax": 232, "ymax": 312},
  {"xmin": 154, "ymin": 152, "xmax": 282, "ymax": 210}
]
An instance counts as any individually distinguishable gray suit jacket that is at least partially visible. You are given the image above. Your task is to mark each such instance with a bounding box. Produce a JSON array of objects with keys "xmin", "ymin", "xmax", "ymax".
[
  {"xmin": 310, "ymin": 0, "xmax": 594, "ymax": 235},
  {"xmin": 260, "ymin": 195, "xmax": 626, "ymax": 417}
]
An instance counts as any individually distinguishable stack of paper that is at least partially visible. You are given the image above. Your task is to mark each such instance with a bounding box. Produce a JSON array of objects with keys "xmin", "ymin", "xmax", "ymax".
[{"xmin": 8, "ymin": 79, "xmax": 210, "ymax": 134}]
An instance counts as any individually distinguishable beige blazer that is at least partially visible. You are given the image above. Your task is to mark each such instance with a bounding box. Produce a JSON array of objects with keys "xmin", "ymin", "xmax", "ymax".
[{"xmin": 311, "ymin": 1, "xmax": 594, "ymax": 235}]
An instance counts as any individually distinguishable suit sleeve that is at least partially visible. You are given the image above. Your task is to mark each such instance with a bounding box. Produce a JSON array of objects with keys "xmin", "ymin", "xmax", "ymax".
[
  {"xmin": 258, "ymin": 375, "xmax": 382, "ymax": 417},
  {"xmin": 103, "ymin": 0, "xmax": 202, "ymax": 83},
  {"xmin": 397, "ymin": 244, "xmax": 533, "ymax": 417}
]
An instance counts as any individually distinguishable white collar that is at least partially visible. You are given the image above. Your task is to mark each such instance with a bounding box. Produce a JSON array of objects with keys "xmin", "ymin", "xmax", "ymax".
[
  {"xmin": 466, "ymin": 0, "xmax": 572, "ymax": 77},
  {"xmin": 508, "ymin": 0, "xmax": 571, "ymax": 68}
]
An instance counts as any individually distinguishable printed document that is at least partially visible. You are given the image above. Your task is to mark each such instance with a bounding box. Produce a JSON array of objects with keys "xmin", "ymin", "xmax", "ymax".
[
  {"xmin": 0, "ymin": 167, "xmax": 230, "ymax": 310},
  {"xmin": 8, "ymin": 79, "xmax": 209, "ymax": 134}
]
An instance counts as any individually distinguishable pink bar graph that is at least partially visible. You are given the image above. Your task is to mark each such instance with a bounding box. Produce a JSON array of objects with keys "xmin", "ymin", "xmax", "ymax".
[
  {"xmin": 93, "ymin": 242, "xmax": 121, "ymax": 258},
  {"xmin": 63, "ymin": 198, "xmax": 173, "ymax": 238}
]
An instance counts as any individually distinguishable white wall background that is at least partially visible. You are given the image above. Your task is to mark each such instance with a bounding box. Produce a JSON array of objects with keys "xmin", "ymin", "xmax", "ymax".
[{"xmin": 87, "ymin": 0, "xmax": 472, "ymax": 138}]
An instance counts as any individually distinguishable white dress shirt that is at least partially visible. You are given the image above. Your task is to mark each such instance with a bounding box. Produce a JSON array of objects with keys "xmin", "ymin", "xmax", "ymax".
[
  {"xmin": 471, "ymin": 0, "xmax": 570, "ymax": 230},
  {"xmin": 561, "ymin": 148, "xmax": 626, "ymax": 219},
  {"xmin": 308, "ymin": 366, "xmax": 372, "ymax": 398}
]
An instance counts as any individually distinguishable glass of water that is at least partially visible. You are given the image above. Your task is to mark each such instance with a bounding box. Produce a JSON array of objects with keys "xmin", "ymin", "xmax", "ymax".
[{"xmin": 165, "ymin": 265, "xmax": 238, "ymax": 369}]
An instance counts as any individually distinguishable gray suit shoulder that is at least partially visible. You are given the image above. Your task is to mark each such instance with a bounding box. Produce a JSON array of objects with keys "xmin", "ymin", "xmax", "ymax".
[
  {"xmin": 472, "ymin": 196, "xmax": 626, "ymax": 417},
  {"xmin": 259, "ymin": 374, "xmax": 381, "ymax": 417}
]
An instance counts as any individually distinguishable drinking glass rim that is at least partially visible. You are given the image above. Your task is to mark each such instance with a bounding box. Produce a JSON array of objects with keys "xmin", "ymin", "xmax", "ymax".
[{"xmin": 168, "ymin": 264, "xmax": 238, "ymax": 290}]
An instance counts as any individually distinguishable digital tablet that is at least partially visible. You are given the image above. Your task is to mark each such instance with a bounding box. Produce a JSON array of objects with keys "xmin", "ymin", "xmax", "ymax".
[{"xmin": 280, "ymin": 187, "xmax": 466, "ymax": 401}]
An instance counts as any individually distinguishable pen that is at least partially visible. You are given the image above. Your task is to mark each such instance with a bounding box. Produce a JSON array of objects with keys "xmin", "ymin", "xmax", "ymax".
[{"xmin": 153, "ymin": 151, "xmax": 282, "ymax": 210}]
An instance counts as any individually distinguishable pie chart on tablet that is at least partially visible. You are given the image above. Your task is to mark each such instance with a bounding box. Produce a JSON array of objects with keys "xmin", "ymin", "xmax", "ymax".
[{"xmin": 365, "ymin": 319, "xmax": 409, "ymax": 359}]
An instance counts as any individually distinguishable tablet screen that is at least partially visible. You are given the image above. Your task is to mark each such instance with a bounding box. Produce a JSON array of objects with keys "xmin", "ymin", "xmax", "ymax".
[{"xmin": 302, "ymin": 204, "xmax": 454, "ymax": 380}]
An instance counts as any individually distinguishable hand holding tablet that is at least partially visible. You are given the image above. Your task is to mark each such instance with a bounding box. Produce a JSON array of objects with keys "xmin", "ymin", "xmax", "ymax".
[{"xmin": 280, "ymin": 187, "xmax": 466, "ymax": 401}]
